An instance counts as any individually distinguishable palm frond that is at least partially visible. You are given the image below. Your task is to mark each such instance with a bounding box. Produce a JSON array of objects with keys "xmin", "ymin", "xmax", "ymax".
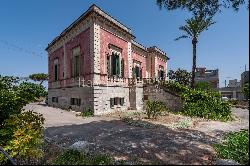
[{"xmin": 175, "ymin": 35, "xmax": 189, "ymax": 41}]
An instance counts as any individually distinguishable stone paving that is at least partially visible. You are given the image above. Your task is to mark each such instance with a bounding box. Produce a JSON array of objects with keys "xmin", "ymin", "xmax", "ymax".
[{"xmin": 25, "ymin": 103, "xmax": 249, "ymax": 165}]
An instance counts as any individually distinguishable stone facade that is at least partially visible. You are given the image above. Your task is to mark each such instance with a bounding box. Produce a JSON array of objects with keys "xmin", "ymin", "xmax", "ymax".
[
  {"xmin": 46, "ymin": 4, "xmax": 169, "ymax": 114},
  {"xmin": 143, "ymin": 85, "xmax": 183, "ymax": 112}
]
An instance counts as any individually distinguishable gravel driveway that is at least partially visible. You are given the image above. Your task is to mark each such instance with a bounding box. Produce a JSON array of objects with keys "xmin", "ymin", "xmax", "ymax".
[{"xmin": 25, "ymin": 103, "xmax": 249, "ymax": 165}]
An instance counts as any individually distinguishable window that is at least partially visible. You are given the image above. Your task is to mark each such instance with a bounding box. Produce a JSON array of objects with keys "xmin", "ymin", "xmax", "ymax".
[
  {"xmin": 54, "ymin": 59, "xmax": 59, "ymax": 81},
  {"xmin": 111, "ymin": 52, "xmax": 120, "ymax": 76},
  {"xmin": 110, "ymin": 97, "xmax": 124, "ymax": 108},
  {"xmin": 70, "ymin": 98, "xmax": 81, "ymax": 106},
  {"xmin": 72, "ymin": 47, "xmax": 80, "ymax": 77},
  {"xmin": 54, "ymin": 64, "xmax": 58, "ymax": 81},
  {"xmin": 159, "ymin": 70, "xmax": 164, "ymax": 80},
  {"xmin": 52, "ymin": 97, "xmax": 58, "ymax": 103},
  {"xmin": 143, "ymin": 95, "xmax": 148, "ymax": 101}
]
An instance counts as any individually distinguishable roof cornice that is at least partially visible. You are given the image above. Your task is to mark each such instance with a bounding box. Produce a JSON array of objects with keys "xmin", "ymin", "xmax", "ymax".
[{"xmin": 46, "ymin": 4, "xmax": 134, "ymax": 51}]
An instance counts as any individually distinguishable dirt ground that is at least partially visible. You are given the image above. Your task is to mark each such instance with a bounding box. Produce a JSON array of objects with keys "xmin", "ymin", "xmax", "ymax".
[{"xmin": 25, "ymin": 103, "xmax": 249, "ymax": 165}]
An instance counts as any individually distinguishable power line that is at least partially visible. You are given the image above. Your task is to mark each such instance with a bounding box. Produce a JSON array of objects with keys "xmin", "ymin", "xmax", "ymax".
[{"xmin": 0, "ymin": 40, "xmax": 46, "ymax": 59}]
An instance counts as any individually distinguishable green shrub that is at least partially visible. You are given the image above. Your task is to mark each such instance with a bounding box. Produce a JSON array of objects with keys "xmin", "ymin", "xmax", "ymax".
[
  {"xmin": 52, "ymin": 149, "xmax": 113, "ymax": 165},
  {"xmin": 214, "ymin": 130, "xmax": 249, "ymax": 165},
  {"xmin": 194, "ymin": 81, "xmax": 212, "ymax": 91},
  {"xmin": 145, "ymin": 100, "xmax": 166, "ymax": 119},
  {"xmin": 79, "ymin": 107, "xmax": 94, "ymax": 117},
  {"xmin": 228, "ymin": 99, "xmax": 239, "ymax": 106},
  {"xmin": 0, "ymin": 111, "xmax": 45, "ymax": 163},
  {"xmin": 160, "ymin": 81, "xmax": 189, "ymax": 95},
  {"xmin": 0, "ymin": 75, "xmax": 45, "ymax": 164},
  {"xmin": 242, "ymin": 83, "xmax": 249, "ymax": 99},
  {"xmin": 181, "ymin": 89, "xmax": 232, "ymax": 121}
]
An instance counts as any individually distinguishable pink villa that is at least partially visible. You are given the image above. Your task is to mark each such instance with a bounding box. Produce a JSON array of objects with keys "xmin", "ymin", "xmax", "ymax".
[{"xmin": 46, "ymin": 4, "xmax": 170, "ymax": 114}]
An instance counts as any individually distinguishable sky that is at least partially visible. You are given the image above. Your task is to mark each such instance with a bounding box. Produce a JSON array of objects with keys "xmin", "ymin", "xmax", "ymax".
[{"xmin": 0, "ymin": 0, "xmax": 249, "ymax": 87}]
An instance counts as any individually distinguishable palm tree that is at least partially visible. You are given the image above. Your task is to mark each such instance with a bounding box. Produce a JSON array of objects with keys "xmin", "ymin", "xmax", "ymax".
[{"xmin": 175, "ymin": 15, "xmax": 215, "ymax": 88}]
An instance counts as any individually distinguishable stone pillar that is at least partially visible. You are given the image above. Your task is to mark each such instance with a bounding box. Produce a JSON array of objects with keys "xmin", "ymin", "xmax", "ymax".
[
  {"xmin": 90, "ymin": 22, "xmax": 101, "ymax": 85},
  {"xmin": 128, "ymin": 41, "xmax": 132, "ymax": 78},
  {"xmin": 233, "ymin": 91, "xmax": 237, "ymax": 99}
]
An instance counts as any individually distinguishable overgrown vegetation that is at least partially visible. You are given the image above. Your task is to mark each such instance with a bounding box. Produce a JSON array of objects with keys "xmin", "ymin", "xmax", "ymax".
[
  {"xmin": 145, "ymin": 100, "xmax": 167, "ymax": 119},
  {"xmin": 168, "ymin": 68, "xmax": 191, "ymax": 86},
  {"xmin": 51, "ymin": 149, "xmax": 114, "ymax": 165},
  {"xmin": 242, "ymin": 82, "xmax": 249, "ymax": 99},
  {"xmin": 29, "ymin": 73, "xmax": 48, "ymax": 85},
  {"xmin": 181, "ymin": 89, "xmax": 232, "ymax": 121},
  {"xmin": 78, "ymin": 107, "xmax": 94, "ymax": 117},
  {"xmin": 194, "ymin": 81, "xmax": 212, "ymax": 91},
  {"xmin": 0, "ymin": 75, "xmax": 46, "ymax": 164},
  {"xmin": 214, "ymin": 130, "xmax": 249, "ymax": 165},
  {"xmin": 160, "ymin": 81, "xmax": 232, "ymax": 121}
]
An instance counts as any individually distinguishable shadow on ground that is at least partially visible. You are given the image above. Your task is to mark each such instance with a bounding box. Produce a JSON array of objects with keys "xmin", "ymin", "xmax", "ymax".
[{"xmin": 44, "ymin": 119, "xmax": 220, "ymax": 165}]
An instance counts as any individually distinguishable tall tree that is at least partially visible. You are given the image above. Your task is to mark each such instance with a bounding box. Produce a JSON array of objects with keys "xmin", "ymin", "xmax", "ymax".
[
  {"xmin": 156, "ymin": 0, "xmax": 248, "ymax": 14},
  {"xmin": 175, "ymin": 16, "xmax": 215, "ymax": 88},
  {"xmin": 29, "ymin": 73, "xmax": 48, "ymax": 85},
  {"xmin": 168, "ymin": 68, "xmax": 191, "ymax": 86}
]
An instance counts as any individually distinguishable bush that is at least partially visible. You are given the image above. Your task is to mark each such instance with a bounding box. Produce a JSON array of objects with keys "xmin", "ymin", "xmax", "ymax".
[
  {"xmin": 0, "ymin": 75, "xmax": 45, "ymax": 164},
  {"xmin": 227, "ymin": 99, "xmax": 239, "ymax": 106},
  {"xmin": 17, "ymin": 82, "xmax": 47, "ymax": 102},
  {"xmin": 0, "ymin": 76, "xmax": 47, "ymax": 125},
  {"xmin": 181, "ymin": 89, "xmax": 232, "ymax": 121},
  {"xmin": 214, "ymin": 130, "xmax": 249, "ymax": 165},
  {"xmin": 51, "ymin": 149, "xmax": 113, "ymax": 165},
  {"xmin": 79, "ymin": 107, "xmax": 94, "ymax": 117},
  {"xmin": 160, "ymin": 80, "xmax": 189, "ymax": 95},
  {"xmin": 194, "ymin": 81, "xmax": 212, "ymax": 91},
  {"xmin": 242, "ymin": 83, "xmax": 249, "ymax": 99},
  {"xmin": 0, "ymin": 111, "xmax": 44, "ymax": 163},
  {"xmin": 145, "ymin": 100, "xmax": 166, "ymax": 119}
]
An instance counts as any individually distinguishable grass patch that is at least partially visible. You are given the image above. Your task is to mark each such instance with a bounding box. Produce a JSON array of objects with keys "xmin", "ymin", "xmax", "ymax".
[
  {"xmin": 214, "ymin": 129, "xmax": 249, "ymax": 165},
  {"xmin": 51, "ymin": 149, "xmax": 114, "ymax": 165}
]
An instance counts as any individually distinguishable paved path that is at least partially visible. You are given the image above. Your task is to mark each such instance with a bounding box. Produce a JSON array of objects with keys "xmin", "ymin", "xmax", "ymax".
[
  {"xmin": 193, "ymin": 107, "xmax": 249, "ymax": 138},
  {"xmin": 25, "ymin": 103, "xmax": 249, "ymax": 165}
]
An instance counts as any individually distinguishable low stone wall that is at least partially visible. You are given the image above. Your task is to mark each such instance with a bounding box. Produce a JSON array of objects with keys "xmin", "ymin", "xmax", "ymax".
[
  {"xmin": 143, "ymin": 85, "xmax": 183, "ymax": 112},
  {"xmin": 48, "ymin": 86, "xmax": 94, "ymax": 111}
]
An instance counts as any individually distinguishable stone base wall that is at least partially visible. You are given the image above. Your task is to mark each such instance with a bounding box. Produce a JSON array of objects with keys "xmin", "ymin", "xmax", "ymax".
[
  {"xmin": 143, "ymin": 85, "xmax": 183, "ymax": 112},
  {"xmin": 93, "ymin": 85, "xmax": 130, "ymax": 115},
  {"xmin": 48, "ymin": 87, "xmax": 94, "ymax": 111},
  {"xmin": 48, "ymin": 85, "xmax": 145, "ymax": 115}
]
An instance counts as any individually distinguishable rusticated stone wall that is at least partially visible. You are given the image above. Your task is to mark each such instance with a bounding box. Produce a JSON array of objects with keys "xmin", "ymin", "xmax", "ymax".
[{"xmin": 143, "ymin": 85, "xmax": 183, "ymax": 112}]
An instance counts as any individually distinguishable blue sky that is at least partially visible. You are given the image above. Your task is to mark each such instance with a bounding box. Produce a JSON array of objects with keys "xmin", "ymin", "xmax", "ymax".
[{"xmin": 0, "ymin": 0, "xmax": 249, "ymax": 87}]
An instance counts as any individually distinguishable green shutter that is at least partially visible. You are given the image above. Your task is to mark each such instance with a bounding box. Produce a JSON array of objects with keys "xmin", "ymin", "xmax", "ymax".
[
  {"xmin": 112, "ymin": 54, "xmax": 116, "ymax": 75},
  {"xmin": 116, "ymin": 54, "xmax": 120, "ymax": 75},
  {"xmin": 110, "ymin": 98, "xmax": 114, "ymax": 108},
  {"xmin": 121, "ymin": 59, "xmax": 124, "ymax": 77},
  {"xmin": 107, "ymin": 56, "xmax": 110, "ymax": 76}
]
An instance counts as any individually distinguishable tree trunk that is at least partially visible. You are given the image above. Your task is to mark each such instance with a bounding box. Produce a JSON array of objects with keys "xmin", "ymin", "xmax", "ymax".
[{"xmin": 191, "ymin": 37, "xmax": 197, "ymax": 89}]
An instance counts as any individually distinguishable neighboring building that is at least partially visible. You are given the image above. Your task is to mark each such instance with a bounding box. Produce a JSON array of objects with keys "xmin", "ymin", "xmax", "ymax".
[
  {"xmin": 228, "ymin": 79, "xmax": 241, "ymax": 88},
  {"xmin": 219, "ymin": 87, "xmax": 244, "ymax": 100},
  {"xmin": 194, "ymin": 67, "xmax": 219, "ymax": 89},
  {"xmin": 46, "ymin": 4, "xmax": 169, "ymax": 114},
  {"xmin": 241, "ymin": 71, "xmax": 249, "ymax": 87}
]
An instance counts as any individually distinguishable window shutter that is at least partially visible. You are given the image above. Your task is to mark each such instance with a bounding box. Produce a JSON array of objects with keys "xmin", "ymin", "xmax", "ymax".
[
  {"xmin": 132, "ymin": 67, "xmax": 135, "ymax": 78},
  {"xmin": 120, "ymin": 98, "xmax": 124, "ymax": 106},
  {"xmin": 121, "ymin": 59, "xmax": 124, "ymax": 78},
  {"xmin": 116, "ymin": 54, "xmax": 120, "ymax": 76},
  {"xmin": 110, "ymin": 98, "xmax": 114, "ymax": 108},
  {"xmin": 107, "ymin": 56, "xmax": 110, "ymax": 76},
  {"xmin": 112, "ymin": 54, "xmax": 116, "ymax": 76},
  {"xmin": 140, "ymin": 68, "xmax": 142, "ymax": 79}
]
